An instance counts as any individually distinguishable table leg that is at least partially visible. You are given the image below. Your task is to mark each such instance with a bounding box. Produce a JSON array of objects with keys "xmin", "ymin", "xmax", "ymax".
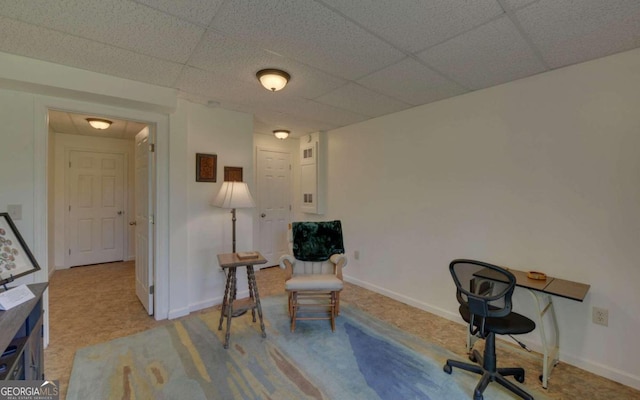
[
  {"xmin": 224, "ymin": 267, "xmax": 237, "ymax": 349},
  {"xmin": 528, "ymin": 290, "xmax": 559, "ymax": 389},
  {"xmin": 218, "ymin": 269, "xmax": 231, "ymax": 331},
  {"xmin": 247, "ymin": 267, "xmax": 256, "ymax": 323},
  {"xmin": 247, "ymin": 266, "xmax": 266, "ymax": 338}
]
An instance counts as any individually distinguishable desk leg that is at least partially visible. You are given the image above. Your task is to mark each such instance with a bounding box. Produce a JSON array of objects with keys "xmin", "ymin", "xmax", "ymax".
[
  {"xmin": 224, "ymin": 267, "xmax": 237, "ymax": 349},
  {"xmin": 528, "ymin": 290, "xmax": 559, "ymax": 389},
  {"xmin": 247, "ymin": 266, "xmax": 266, "ymax": 338}
]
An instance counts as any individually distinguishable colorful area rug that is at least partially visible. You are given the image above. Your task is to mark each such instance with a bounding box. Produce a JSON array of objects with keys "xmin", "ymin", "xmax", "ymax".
[{"xmin": 67, "ymin": 296, "xmax": 549, "ymax": 399}]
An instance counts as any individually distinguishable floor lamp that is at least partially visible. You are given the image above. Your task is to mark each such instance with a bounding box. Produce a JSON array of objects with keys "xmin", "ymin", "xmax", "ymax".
[{"xmin": 211, "ymin": 181, "xmax": 255, "ymax": 253}]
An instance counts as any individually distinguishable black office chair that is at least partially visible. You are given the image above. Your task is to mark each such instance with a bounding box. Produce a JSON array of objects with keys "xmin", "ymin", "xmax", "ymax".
[{"xmin": 443, "ymin": 259, "xmax": 536, "ymax": 400}]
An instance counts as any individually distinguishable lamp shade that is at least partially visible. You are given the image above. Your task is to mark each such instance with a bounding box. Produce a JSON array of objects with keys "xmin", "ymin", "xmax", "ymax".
[{"xmin": 211, "ymin": 181, "xmax": 255, "ymax": 209}]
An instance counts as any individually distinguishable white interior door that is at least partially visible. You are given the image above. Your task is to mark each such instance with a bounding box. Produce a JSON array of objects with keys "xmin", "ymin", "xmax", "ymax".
[
  {"xmin": 257, "ymin": 148, "xmax": 291, "ymax": 266},
  {"xmin": 135, "ymin": 127, "xmax": 154, "ymax": 315},
  {"xmin": 67, "ymin": 151, "xmax": 124, "ymax": 267}
]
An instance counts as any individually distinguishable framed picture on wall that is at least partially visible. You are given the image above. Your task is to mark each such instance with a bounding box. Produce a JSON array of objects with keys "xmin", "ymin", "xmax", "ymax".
[
  {"xmin": 224, "ymin": 166, "xmax": 243, "ymax": 182},
  {"xmin": 0, "ymin": 213, "xmax": 41, "ymax": 286},
  {"xmin": 196, "ymin": 153, "xmax": 217, "ymax": 182}
]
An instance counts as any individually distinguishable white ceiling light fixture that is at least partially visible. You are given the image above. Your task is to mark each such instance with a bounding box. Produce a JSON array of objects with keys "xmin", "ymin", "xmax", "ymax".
[
  {"xmin": 273, "ymin": 130, "xmax": 290, "ymax": 140},
  {"xmin": 86, "ymin": 118, "xmax": 112, "ymax": 130},
  {"xmin": 256, "ymin": 69, "xmax": 291, "ymax": 92}
]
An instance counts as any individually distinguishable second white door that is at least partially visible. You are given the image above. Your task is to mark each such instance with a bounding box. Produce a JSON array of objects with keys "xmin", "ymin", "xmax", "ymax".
[
  {"xmin": 257, "ymin": 148, "xmax": 291, "ymax": 266},
  {"xmin": 67, "ymin": 150, "xmax": 124, "ymax": 267}
]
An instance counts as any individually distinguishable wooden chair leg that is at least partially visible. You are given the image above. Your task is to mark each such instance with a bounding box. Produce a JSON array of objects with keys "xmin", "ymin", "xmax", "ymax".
[
  {"xmin": 290, "ymin": 292, "xmax": 297, "ymax": 332},
  {"xmin": 330, "ymin": 291, "xmax": 336, "ymax": 331}
]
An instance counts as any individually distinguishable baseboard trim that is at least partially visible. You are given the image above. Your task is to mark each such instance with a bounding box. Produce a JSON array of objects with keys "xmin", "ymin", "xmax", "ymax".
[
  {"xmin": 186, "ymin": 289, "xmax": 250, "ymax": 315},
  {"xmin": 343, "ymin": 274, "xmax": 640, "ymax": 391}
]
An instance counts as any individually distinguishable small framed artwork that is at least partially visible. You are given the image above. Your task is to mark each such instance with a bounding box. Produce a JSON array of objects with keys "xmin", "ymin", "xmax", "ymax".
[
  {"xmin": 224, "ymin": 166, "xmax": 243, "ymax": 182},
  {"xmin": 196, "ymin": 153, "xmax": 217, "ymax": 182},
  {"xmin": 0, "ymin": 213, "xmax": 41, "ymax": 286}
]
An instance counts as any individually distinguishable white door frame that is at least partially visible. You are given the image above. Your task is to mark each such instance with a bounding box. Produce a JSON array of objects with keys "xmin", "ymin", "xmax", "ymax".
[{"xmin": 34, "ymin": 96, "xmax": 170, "ymax": 336}]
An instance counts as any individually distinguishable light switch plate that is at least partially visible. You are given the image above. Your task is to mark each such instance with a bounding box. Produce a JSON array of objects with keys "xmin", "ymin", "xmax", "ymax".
[{"xmin": 7, "ymin": 204, "xmax": 22, "ymax": 220}]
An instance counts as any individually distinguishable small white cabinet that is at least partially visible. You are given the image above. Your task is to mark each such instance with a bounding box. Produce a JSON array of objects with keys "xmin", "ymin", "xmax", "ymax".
[{"xmin": 299, "ymin": 131, "xmax": 326, "ymax": 214}]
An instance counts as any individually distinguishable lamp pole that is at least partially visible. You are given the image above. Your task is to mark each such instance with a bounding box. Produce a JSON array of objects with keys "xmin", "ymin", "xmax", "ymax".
[{"xmin": 231, "ymin": 208, "xmax": 237, "ymax": 253}]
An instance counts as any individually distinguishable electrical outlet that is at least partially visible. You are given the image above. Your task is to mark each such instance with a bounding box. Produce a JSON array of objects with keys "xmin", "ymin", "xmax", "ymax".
[
  {"xmin": 354, "ymin": 250, "xmax": 360, "ymax": 260},
  {"xmin": 592, "ymin": 307, "xmax": 609, "ymax": 326}
]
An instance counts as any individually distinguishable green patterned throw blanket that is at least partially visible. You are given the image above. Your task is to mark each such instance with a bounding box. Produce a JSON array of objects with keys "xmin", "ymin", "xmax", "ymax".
[{"xmin": 292, "ymin": 220, "xmax": 344, "ymax": 261}]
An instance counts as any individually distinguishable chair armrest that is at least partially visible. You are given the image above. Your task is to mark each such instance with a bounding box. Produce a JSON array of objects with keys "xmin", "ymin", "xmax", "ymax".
[
  {"xmin": 279, "ymin": 254, "xmax": 295, "ymax": 280},
  {"xmin": 330, "ymin": 254, "xmax": 348, "ymax": 280}
]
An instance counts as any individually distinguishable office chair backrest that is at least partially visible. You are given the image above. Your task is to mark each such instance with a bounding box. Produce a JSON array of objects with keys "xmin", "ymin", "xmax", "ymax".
[{"xmin": 449, "ymin": 259, "xmax": 517, "ymax": 335}]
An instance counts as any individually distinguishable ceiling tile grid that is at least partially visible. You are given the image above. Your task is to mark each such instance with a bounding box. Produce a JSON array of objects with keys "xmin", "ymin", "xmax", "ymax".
[
  {"xmin": 0, "ymin": 16, "xmax": 184, "ymax": 88},
  {"xmin": 315, "ymin": 82, "xmax": 412, "ymax": 118},
  {"xmin": 132, "ymin": 0, "xmax": 224, "ymax": 26},
  {"xmin": 209, "ymin": 0, "xmax": 406, "ymax": 80},
  {"xmin": 356, "ymin": 57, "xmax": 469, "ymax": 106},
  {"xmin": 513, "ymin": 0, "xmax": 640, "ymax": 68},
  {"xmin": 418, "ymin": 16, "xmax": 548, "ymax": 90},
  {"xmin": 187, "ymin": 30, "xmax": 347, "ymax": 99},
  {"xmin": 0, "ymin": 0, "xmax": 205, "ymax": 63},
  {"xmin": 319, "ymin": 0, "xmax": 505, "ymax": 53},
  {"xmin": 1, "ymin": 0, "xmax": 640, "ymax": 137}
]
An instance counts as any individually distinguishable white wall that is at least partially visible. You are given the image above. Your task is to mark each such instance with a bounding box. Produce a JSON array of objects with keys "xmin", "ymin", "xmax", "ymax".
[
  {"xmin": 185, "ymin": 103, "xmax": 255, "ymax": 311},
  {"xmin": 0, "ymin": 89, "xmax": 40, "ymax": 285},
  {"xmin": 52, "ymin": 133, "xmax": 136, "ymax": 268},
  {"xmin": 327, "ymin": 48, "xmax": 640, "ymax": 389}
]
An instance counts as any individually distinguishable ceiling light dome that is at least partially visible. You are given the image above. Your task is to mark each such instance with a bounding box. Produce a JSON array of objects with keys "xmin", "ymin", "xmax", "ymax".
[
  {"xmin": 273, "ymin": 130, "xmax": 290, "ymax": 140},
  {"xmin": 256, "ymin": 69, "xmax": 290, "ymax": 92},
  {"xmin": 86, "ymin": 118, "xmax": 112, "ymax": 130}
]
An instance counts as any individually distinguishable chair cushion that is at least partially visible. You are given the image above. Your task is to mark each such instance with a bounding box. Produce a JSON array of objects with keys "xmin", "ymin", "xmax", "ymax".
[
  {"xmin": 292, "ymin": 220, "xmax": 344, "ymax": 261},
  {"xmin": 459, "ymin": 305, "xmax": 536, "ymax": 335},
  {"xmin": 285, "ymin": 275, "xmax": 344, "ymax": 291}
]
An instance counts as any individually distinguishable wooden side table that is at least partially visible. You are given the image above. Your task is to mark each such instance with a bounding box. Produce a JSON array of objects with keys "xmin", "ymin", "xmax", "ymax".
[{"xmin": 216, "ymin": 252, "xmax": 268, "ymax": 349}]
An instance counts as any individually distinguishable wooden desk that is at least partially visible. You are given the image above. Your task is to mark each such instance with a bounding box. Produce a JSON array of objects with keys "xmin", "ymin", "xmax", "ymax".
[
  {"xmin": 216, "ymin": 252, "xmax": 268, "ymax": 349},
  {"xmin": 472, "ymin": 267, "xmax": 590, "ymax": 388},
  {"xmin": 0, "ymin": 283, "xmax": 47, "ymax": 380}
]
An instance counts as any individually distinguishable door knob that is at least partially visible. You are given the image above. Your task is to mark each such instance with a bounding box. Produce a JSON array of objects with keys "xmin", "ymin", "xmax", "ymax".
[
  {"xmin": 129, "ymin": 221, "xmax": 137, "ymax": 226},
  {"xmin": 261, "ymin": 213, "xmax": 266, "ymax": 218},
  {"xmin": 117, "ymin": 211, "xmax": 123, "ymax": 215}
]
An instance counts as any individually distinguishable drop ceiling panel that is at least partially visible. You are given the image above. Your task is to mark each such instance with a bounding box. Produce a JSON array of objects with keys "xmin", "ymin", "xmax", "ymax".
[
  {"xmin": 0, "ymin": 0, "xmax": 204, "ymax": 63},
  {"xmin": 1, "ymin": 1, "xmax": 639, "ymax": 137},
  {"xmin": 321, "ymin": 0, "xmax": 505, "ymax": 53},
  {"xmin": 0, "ymin": 16, "xmax": 184, "ymax": 87},
  {"xmin": 209, "ymin": 0, "xmax": 406, "ymax": 80},
  {"xmin": 357, "ymin": 57, "xmax": 469, "ymax": 106},
  {"xmin": 418, "ymin": 17, "xmax": 548, "ymax": 90},
  {"xmin": 315, "ymin": 83, "xmax": 411, "ymax": 118},
  {"xmin": 176, "ymin": 66, "xmax": 299, "ymax": 110},
  {"xmin": 514, "ymin": 0, "xmax": 640, "ymax": 68},
  {"xmin": 501, "ymin": 0, "xmax": 539, "ymax": 11},
  {"xmin": 133, "ymin": 0, "xmax": 224, "ymax": 26},
  {"xmin": 188, "ymin": 30, "xmax": 347, "ymax": 99}
]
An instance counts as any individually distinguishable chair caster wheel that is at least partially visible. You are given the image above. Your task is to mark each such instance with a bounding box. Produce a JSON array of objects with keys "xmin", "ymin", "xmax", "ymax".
[
  {"xmin": 443, "ymin": 364, "xmax": 452, "ymax": 374},
  {"xmin": 469, "ymin": 353, "xmax": 477, "ymax": 362},
  {"xmin": 473, "ymin": 392, "xmax": 483, "ymax": 400},
  {"xmin": 515, "ymin": 374, "xmax": 525, "ymax": 383}
]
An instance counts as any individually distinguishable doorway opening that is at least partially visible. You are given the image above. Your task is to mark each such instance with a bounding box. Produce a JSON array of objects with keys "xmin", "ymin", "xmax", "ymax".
[{"xmin": 47, "ymin": 109, "xmax": 156, "ymax": 315}]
